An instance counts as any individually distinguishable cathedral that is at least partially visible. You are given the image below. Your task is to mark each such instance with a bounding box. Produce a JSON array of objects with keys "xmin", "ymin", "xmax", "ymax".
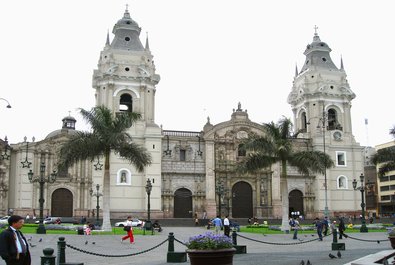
[{"xmin": 0, "ymin": 9, "xmax": 364, "ymax": 221}]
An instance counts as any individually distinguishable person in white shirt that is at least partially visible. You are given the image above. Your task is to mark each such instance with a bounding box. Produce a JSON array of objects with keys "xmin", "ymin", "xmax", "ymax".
[
  {"xmin": 223, "ymin": 215, "xmax": 230, "ymax": 237},
  {"xmin": 121, "ymin": 216, "xmax": 134, "ymax": 244}
]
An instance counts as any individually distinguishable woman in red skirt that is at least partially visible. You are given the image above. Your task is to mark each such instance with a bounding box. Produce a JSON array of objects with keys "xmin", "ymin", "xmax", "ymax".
[{"xmin": 121, "ymin": 216, "xmax": 134, "ymax": 244}]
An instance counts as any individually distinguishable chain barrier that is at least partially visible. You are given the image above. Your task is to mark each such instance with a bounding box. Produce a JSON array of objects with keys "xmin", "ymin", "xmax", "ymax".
[
  {"xmin": 65, "ymin": 238, "xmax": 168, "ymax": 258},
  {"xmin": 236, "ymin": 232, "xmax": 333, "ymax": 246},
  {"xmin": 173, "ymin": 237, "xmax": 187, "ymax": 246},
  {"xmin": 343, "ymin": 233, "xmax": 389, "ymax": 243}
]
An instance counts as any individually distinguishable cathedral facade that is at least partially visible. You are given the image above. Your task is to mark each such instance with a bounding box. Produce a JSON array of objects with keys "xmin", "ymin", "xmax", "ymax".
[{"xmin": 0, "ymin": 9, "xmax": 363, "ymax": 221}]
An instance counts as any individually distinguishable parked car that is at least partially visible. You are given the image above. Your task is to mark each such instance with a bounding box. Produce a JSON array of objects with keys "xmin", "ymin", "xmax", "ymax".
[
  {"xmin": 114, "ymin": 218, "xmax": 143, "ymax": 227},
  {"xmin": 0, "ymin": 216, "xmax": 10, "ymax": 224},
  {"xmin": 35, "ymin": 217, "xmax": 61, "ymax": 224}
]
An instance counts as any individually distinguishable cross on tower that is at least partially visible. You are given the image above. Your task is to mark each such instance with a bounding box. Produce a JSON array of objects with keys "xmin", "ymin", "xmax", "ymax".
[{"xmin": 314, "ymin": 25, "xmax": 319, "ymax": 35}]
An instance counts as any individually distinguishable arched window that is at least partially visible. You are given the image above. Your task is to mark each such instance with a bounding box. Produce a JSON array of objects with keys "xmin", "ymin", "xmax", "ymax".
[
  {"xmin": 238, "ymin": 144, "xmax": 246, "ymax": 157},
  {"xmin": 119, "ymin": 93, "xmax": 133, "ymax": 112},
  {"xmin": 327, "ymin": 108, "xmax": 337, "ymax": 130},
  {"xmin": 337, "ymin": 175, "xmax": 348, "ymax": 189},
  {"xmin": 117, "ymin": 169, "xmax": 131, "ymax": 185},
  {"xmin": 301, "ymin": 112, "xmax": 307, "ymax": 132}
]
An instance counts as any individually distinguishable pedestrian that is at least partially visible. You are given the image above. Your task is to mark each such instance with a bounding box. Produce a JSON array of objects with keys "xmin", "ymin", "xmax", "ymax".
[
  {"xmin": 202, "ymin": 211, "xmax": 207, "ymax": 219},
  {"xmin": 25, "ymin": 214, "xmax": 30, "ymax": 224},
  {"xmin": 330, "ymin": 220, "xmax": 337, "ymax": 233},
  {"xmin": 223, "ymin": 215, "xmax": 230, "ymax": 237},
  {"xmin": 121, "ymin": 216, "xmax": 134, "ymax": 244},
  {"xmin": 194, "ymin": 212, "xmax": 199, "ymax": 226},
  {"xmin": 292, "ymin": 218, "xmax": 300, "ymax": 240},
  {"xmin": 80, "ymin": 216, "xmax": 86, "ymax": 224},
  {"xmin": 313, "ymin": 217, "xmax": 323, "ymax": 241},
  {"xmin": 338, "ymin": 217, "xmax": 346, "ymax": 239},
  {"xmin": 211, "ymin": 216, "xmax": 222, "ymax": 234},
  {"xmin": 323, "ymin": 216, "xmax": 329, "ymax": 236},
  {"xmin": 0, "ymin": 215, "xmax": 31, "ymax": 265}
]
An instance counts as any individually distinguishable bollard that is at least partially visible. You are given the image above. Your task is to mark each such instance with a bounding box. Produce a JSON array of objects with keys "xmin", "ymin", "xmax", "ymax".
[
  {"xmin": 58, "ymin": 237, "xmax": 66, "ymax": 264},
  {"xmin": 232, "ymin": 230, "xmax": 237, "ymax": 245},
  {"xmin": 167, "ymin": 232, "xmax": 187, "ymax": 263},
  {"xmin": 57, "ymin": 237, "xmax": 84, "ymax": 265},
  {"xmin": 232, "ymin": 230, "xmax": 247, "ymax": 254},
  {"xmin": 332, "ymin": 230, "xmax": 338, "ymax": 243},
  {"xmin": 168, "ymin": 232, "xmax": 175, "ymax": 252},
  {"xmin": 331, "ymin": 230, "xmax": 345, "ymax": 251},
  {"xmin": 41, "ymin": 248, "xmax": 56, "ymax": 265}
]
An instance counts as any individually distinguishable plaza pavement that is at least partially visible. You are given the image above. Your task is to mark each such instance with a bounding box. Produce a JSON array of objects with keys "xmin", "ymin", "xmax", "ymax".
[{"xmin": 0, "ymin": 227, "xmax": 392, "ymax": 265}]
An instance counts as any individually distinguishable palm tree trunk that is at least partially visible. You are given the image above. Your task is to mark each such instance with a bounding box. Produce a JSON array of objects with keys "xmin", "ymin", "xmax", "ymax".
[
  {"xmin": 280, "ymin": 160, "xmax": 290, "ymax": 231},
  {"xmin": 101, "ymin": 151, "xmax": 112, "ymax": 231}
]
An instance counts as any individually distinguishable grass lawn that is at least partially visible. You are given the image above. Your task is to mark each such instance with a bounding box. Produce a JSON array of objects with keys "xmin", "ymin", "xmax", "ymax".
[
  {"xmin": 240, "ymin": 225, "xmax": 389, "ymax": 234},
  {"xmin": 1, "ymin": 223, "xmax": 390, "ymax": 235},
  {"xmin": 0, "ymin": 224, "xmax": 154, "ymax": 235}
]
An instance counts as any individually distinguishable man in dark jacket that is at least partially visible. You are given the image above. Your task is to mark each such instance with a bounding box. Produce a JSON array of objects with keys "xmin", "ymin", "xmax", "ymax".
[
  {"xmin": 0, "ymin": 215, "xmax": 31, "ymax": 265},
  {"xmin": 338, "ymin": 217, "xmax": 346, "ymax": 239},
  {"xmin": 313, "ymin": 217, "xmax": 323, "ymax": 241}
]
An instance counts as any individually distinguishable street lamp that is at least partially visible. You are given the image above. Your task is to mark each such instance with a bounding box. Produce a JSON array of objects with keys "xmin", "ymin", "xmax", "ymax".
[
  {"xmin": 145, "ymin": 178, "xmax": 152, "ymax": 228},
  {"xmin": 312, "ymin": 104, "xmax": 329, "ymax": 217},
  {"xmin": 352, "ymin": 173, "xmax": 368, "ymax": 233},
  {"xmin": 89, "ymin": 184, "xmax": 102, "ymax": 226},
  {"xmin": 0, "ymin": 98, "xmax": 11, "ymax": 108},
  {"xmin": 28, "ymin": 162, "xmax": 57, "ymax": 234}
]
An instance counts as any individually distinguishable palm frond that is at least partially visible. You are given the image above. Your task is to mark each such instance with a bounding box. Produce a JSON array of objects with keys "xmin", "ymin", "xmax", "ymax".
[
  {"xmin": 116, "ymin": 142, "xmax": 152, "ymax": 172},
  {"xmin": 238, "ymin": 153, "xmax": 277, "ymax": 173},
  {"xmin": 372, "ymin": 146, "xmax": 395, "ymax": 165},
  {"xmin": 390, "ymin": 126, "xmax": 395, "ymax": 137},
  {"xmin": 290, "ymin": 151, "xmax": 334, "ymax": 175},
  {"xmin": 378, "ymin": 161, "xmax": 395, "ymax": 176},
  {"xmin": 58, "ymin": 132, "xmax": 104, "ymax": 169}
]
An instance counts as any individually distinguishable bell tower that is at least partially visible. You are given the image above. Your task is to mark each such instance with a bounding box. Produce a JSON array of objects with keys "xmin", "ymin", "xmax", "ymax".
[
  {"xmin": 288, "ymin": 28, "xmax": 363, "ymax": 216},
  {"xmin": 92, "ymin": 7, "xmax": 162, "ymax": 216}
]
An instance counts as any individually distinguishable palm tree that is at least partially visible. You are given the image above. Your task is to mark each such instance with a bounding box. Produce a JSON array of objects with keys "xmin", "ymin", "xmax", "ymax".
[
  {"xmin": 58, "ymin": 106, "xmax": 152, "ymax": 231},
  {"xmin": 238, "ymin": 117, "xmax": 333, "ymax": 231},
  {"xmin": 372, "ymin": 125, "xmax": 395, "ymax": 176}
]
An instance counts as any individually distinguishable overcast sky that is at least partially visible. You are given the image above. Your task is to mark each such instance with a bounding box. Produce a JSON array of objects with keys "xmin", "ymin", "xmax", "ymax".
[{"xmin": 0, "ymin": 0, "xmax": 394, "ymax": 148}]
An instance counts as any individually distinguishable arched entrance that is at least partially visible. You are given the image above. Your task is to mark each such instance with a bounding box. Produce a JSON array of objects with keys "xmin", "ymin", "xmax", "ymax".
[
  {"xmin": 289, "ymin": 189, "xmax": 304, "ymax": 217},
  {"xmin": 51, "ymin": 188, "xmax": 73, "ymax": 217},
  {"xmin": 173, "ymin": 188, "xmax": 192, "ymax": 218},
  {"xmin": 232, "ymin": 181, "xmax": 253, "ymax": 218}
]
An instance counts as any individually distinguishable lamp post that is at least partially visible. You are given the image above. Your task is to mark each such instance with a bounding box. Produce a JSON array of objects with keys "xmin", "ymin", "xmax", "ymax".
[
  {"xmin": 320, "ymin": 105, "xmax": 329, "ymax": 218},
  {"xmin": 0, "ymin": 98, "xmax": 11, "ymax": 108},
  {"xmin": 28, "ymin": 162, "xmax": 57, "ymax": 234},
  {"xmin": 145, "ymin": 178, "xmax": 152, "ymax": 228},
  {"xmin": 308, "ymin": 104, "xmax": 329, "ymax": 217},
  {"xmin": 352, "ymin": 173, "xmax": 368, "ymax": 233},
  {"xmin": 89, "ymin": 184, "xmax": 102, "ymax": 226}
]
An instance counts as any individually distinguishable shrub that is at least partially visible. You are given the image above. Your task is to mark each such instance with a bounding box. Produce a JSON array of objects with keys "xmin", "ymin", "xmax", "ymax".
[{"xmin": 186, "ymin": 232, "xmax": 233, "ymax": 250}]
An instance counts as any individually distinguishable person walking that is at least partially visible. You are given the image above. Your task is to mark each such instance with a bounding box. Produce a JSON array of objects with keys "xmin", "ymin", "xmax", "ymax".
[
  {"xmin": 292, "ymin": 218, "xmax": 300, "ymax": 240},
  {"xmin": 211, "ymin": 216, "xmax": 222, "ymax": 234},
  {"xmin": 323, "ymin": 216, "xmax": 329, "ymax": 236},
  {"xmin": 338, "ymin": 217, "xmax": 346, "ymax": 239},
  {"xmin": 0, "ymin": 215, "xmax": 31, "ymax": 265},
  {"xmin": 121, "ymin": 216, "xmax": 134, "ymax": 244},
  {"xmin": 223, "ymin": 215, "xmax": 230, "ymax": 237},
  {"xmin": 313, "ymin": 217, "xmax": 323, "ymax": 241}
]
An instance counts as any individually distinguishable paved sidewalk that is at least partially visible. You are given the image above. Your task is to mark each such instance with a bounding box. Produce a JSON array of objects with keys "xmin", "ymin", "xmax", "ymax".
[{"xmin": 0, "ymin": 227, "xmax": 392, "ymax": 265}]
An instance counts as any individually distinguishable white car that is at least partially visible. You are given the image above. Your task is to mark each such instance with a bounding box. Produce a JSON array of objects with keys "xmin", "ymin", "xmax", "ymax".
[
  {"xmin": 35, "ymin": 217, "xmax": 61, "ymax": 224},
  {"xmin": 0, "ymin": 216, "xmax": 10, "ymax": 224},
  {"xmin": 115, "ymin": 219, "xmax": 143, "ymax": 227}
]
